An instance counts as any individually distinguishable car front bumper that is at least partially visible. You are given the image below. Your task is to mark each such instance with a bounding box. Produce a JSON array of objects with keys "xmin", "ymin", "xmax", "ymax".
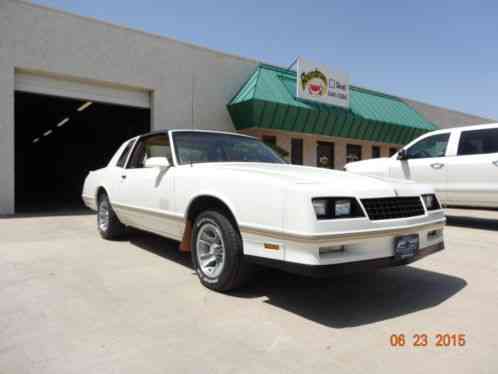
[
  {"xmin": 240, "ymin": 216, "xmax": 446, "ymax": 268},
  {"xmin": 246, "ymin": 241, "xmax": 444, "ymax": 277}
]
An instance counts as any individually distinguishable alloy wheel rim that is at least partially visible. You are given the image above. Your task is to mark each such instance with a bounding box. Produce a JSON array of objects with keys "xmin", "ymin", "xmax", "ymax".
[
  {"xmin": 98, "ymin": 199, "xmax": 110, "ymax": 232},
  {"xmin": 196, "ymin": 222, "xmax": 226, "ymax": 278}
]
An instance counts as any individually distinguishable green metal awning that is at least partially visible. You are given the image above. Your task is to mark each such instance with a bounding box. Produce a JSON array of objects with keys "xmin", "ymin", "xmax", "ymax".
[{"xmin": 227, "ymin": 64, "xmax": 437, "ymax": 145}]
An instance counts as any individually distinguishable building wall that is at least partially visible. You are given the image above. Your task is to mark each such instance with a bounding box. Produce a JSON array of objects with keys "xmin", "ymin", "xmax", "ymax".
[
  {"xmin": 0, "ymin": 0, "xmax": 259, "ymax": 214},
  {"xmin": 0, "ymin": 58, "xmax": 15, "ymax": 215},
  {"xmin": 242, "ymin": 129, "xmax": 400, "ymax": 170},
  {"xmin": 400, "ymin": 97, "xmax": 495, "ymax": 129}
]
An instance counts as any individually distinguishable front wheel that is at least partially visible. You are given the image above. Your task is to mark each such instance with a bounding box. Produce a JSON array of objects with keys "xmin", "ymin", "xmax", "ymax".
[
  {"xmin": 97, "ymin": 192, "xmax": 126, "ymax": 240},
  {"xmin": 191, "ymin": 210, "xmax": 251, "ymax": 292}
]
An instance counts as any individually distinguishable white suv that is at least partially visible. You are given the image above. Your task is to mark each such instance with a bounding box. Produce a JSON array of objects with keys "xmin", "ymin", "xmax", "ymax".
[{"xmin": 345, "ymin": 123, "xmax": 498, "ymax": 208}]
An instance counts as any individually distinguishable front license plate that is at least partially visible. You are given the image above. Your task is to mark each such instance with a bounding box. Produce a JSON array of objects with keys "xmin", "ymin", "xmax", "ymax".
[{"xmin": 394, "ymin": 234, "xmax": 419, "ymax": 259}]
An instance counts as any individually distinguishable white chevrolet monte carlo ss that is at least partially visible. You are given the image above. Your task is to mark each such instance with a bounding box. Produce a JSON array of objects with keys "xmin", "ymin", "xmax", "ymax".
[{"xmin": 82, "ymin": 130, "xmax": 446, "ymax": 291}]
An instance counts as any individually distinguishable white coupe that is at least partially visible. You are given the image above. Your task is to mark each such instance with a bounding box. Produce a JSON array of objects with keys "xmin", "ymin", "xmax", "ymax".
[{"xmin": 82, "ymin": 130, "xmax": 446, "ymax": 291}]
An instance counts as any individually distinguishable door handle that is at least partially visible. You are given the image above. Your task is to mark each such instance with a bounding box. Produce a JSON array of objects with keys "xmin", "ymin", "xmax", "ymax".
[
  {"xmin": 121, "ymin": 175, "xmax": 127, "ymax": 179},
  {"xmin": 492, "ymin": 161, "xmax": 498, "ymax": 167},
  {"xmin": 430, "ymin": 163, "xmax": 445, "ymax": 169}
]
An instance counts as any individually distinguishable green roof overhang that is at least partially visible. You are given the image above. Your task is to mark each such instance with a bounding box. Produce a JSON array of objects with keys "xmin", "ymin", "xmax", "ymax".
[{"xmin": 227, "ymin": 64, "xmax": 437, "ymax": 144}]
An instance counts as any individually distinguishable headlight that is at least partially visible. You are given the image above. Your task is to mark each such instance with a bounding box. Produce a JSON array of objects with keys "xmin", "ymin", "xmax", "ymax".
[
  {"xmin": 312, "ymin": 198, "xmax": 364, "ymax": 219},
  {"xmin": 312, "ymin": 199, "xmax": 328, "ymax": 217},
  {"xmin": 422, "ymin": 194, "xmax": 440, "ymax": 211},
  {"xmin": 335, "ymin": 199, "xmax": 351, "ymax": 217}
]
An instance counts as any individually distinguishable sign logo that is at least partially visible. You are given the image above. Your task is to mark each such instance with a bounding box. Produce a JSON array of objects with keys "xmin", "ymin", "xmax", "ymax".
[
  {"xmin": 296, "ymin": 58, "xmax": 350, "ymax": 108},
  {"xmin": 300, "ymin": 69, "xmax": 328, "ymax": 97}
]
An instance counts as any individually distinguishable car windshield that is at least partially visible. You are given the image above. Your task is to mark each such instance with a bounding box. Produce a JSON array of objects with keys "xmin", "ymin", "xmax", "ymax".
[{"xmin": 173, "ymin": 131, "xmax": 286, "ymax": 165}]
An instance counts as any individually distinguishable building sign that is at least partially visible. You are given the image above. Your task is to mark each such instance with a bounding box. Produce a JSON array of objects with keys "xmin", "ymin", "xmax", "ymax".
[{"xmin": 296, "ymin": 58, "xmax": 349, "ymax": 108}]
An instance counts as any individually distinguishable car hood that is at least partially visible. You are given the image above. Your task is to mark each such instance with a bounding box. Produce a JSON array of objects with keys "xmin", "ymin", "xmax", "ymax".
[
  {"xmin": 191, "ymin": 162, "xmax": 431, "ymax": 197},
  {"xmin": 344, "ymin": 157, "xmax": 392, "ymax": 176}
]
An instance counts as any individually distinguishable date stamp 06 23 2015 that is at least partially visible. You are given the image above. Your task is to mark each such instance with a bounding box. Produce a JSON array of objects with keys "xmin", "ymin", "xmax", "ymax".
[{"xmin": 390, "ymin": 333, "xmax": 466, "ymax": 348}]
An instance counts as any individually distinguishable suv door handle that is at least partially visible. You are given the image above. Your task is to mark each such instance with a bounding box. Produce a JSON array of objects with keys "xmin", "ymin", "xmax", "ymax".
[
  {"xmin": 121, "ymin": 174, "xmax": 127, "ymax": 179},
  {"xmin": 430, "ymin": 163, "xmax": 445, "ymax": 169},
  {"xmin": 492, "ymin": 161, "xmax": 498, "ymax": 167}
]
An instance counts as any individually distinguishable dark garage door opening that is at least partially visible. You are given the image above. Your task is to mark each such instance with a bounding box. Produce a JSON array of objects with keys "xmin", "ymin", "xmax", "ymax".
[{"xmin": 15, "ymin": 91, "xmax": 150, "ymax": 213}]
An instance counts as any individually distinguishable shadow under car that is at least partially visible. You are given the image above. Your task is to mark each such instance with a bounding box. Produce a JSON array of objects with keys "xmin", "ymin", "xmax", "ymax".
[{"xmin": 128, "ymin": 230, "xmax": 467, "ymax": 329}]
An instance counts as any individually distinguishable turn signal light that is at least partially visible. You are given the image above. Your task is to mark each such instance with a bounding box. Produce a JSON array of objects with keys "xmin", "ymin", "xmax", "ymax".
[{"xmin": 264, "ymin": 243, "xmax": 280, "ymax": 251}]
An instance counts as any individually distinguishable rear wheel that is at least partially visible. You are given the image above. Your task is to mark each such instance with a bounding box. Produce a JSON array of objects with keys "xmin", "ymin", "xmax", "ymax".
[
  {"xmin": 192, "ymin": 210, "xmax": 251, "ymax": 292},
  {"xmin": 97, "ymin": 192, "xmax": 126, "ymax": 240}
]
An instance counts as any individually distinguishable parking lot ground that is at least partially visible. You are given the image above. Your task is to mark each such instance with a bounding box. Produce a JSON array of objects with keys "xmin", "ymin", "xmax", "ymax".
[{"xmin": 1, "ymin": 208, "xmax": 497, "ymax": 374}]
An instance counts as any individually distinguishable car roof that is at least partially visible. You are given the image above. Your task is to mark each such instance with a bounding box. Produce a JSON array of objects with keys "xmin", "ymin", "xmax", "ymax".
[
  {"xmin": 138, "ymin": 129, "xmax": 257, "ymax": 139},
  {"xmin": 430, "ymin": 122, "xmax": 498, "ymax": 134}
]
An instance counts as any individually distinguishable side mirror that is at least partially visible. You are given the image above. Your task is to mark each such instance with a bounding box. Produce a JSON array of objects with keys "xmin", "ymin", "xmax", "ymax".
[
  {"xmin": 397, "ymin": 149, "xmax": 408, "ymax": 160},
  {"xmin": 144, "ymin": 157, "xmax": 170, "ymax": 169}
]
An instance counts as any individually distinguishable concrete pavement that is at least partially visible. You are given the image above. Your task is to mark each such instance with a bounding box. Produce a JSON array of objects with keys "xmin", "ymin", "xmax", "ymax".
[{"xmin": 0, "ymin": 208, "xmax": 497, "ymax": 373}]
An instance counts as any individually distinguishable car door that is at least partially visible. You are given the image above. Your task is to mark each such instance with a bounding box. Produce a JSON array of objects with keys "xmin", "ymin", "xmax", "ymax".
[
  {"xmin": 445, "ymin": 127, "xmax": 498, "ymax": 207},
  {"xmin": 389, "ymin": 132, "xmax": 451, "ymax": 203},
  {"xmin": 105, "ymin": 139, "xmax": 136, "ymax": 206},
  {"xmin": 119, "ymin": 133, "xmax": 179, "ymax": 237}
]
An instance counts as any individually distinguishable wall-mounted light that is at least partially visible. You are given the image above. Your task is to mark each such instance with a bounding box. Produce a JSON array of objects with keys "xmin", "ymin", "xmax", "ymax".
[
  {"xmin": 43, "ymin": 130, "xmax": 53, "ymax": 137},
  {"xmin": 77, "ymin": 101, "xmax": 93, "ymax": 112},
  {"xmin": 56, "ymin": 117, "xmax": 70, "ymax": 127},
  {"xmin": 32, "ymin": 138, "xmax": 40, "ymax": 144}
]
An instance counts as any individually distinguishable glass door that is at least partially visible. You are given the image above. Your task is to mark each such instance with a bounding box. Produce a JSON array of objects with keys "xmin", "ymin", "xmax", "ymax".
[{"xmin": 316, "ymin": 142, "xmax": 334, "ymax": 168}]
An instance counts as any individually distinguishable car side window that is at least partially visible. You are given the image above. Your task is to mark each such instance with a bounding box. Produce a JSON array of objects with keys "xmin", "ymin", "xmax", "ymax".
[
  {"xmin": 127, "ymin": 134, "xmax": 172, "ymax": 169},
  {"xmin": 116, "ymin": 141, "xmax": 134, "ymax": 168},
  {"xmin": 457, "ymin": 128, "xmax": 498, "ymax": 156},
  {"xmin": 406, "ymin": 133, "xmax": 450, "ymax": 159}
]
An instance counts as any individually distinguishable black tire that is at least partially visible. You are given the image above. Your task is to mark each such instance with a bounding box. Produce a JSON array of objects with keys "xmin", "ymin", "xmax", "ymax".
[
  {"xmin": 191, "ymin": 210, "xmax": 252, "ymax": 292},
  {"xmin": 97, "ymin": 192, "xmax": 126, "ymax": 240}
]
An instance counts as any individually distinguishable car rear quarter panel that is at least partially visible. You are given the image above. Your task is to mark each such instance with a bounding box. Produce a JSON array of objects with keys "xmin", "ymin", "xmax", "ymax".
[{"xmin": 82, "ymin": 170, "xmax": 102, "ymax": 210}]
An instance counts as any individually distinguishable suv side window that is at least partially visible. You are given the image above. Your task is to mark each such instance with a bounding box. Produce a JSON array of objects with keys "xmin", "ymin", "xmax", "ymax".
[
  {"xmin": 406, "ymin": 133, "xmax": 450, "ymax": 159},
  {"xmin": 116, "ymin": 140, "xmax": 134, "ymax": 168},
  {"xmin": 128, "ymin": 134, "xmax": 172, "ymax": 169},
  {"xmin": 458, "ymin": 128, "xmax": 498, "ymax": 156}
]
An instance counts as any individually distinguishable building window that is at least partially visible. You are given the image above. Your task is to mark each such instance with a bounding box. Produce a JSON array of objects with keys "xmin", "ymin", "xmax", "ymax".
[
  {"xmin": 346, "ymin": 144, "xmax": 362, "ymax": 163},
  {"xmin": 262, "ymin": 135, "xmax": 276, "ymax": 146},
  {"xmin": 372, "ymin": 146, "xmax": 381, "ymax": 159},
  {"xmin": 291, "ymin": 138, "xmax": 303, "ymax": 165},
  {"xmin": 389, "ymin": 147, "xmax": 398, "ymax": 156},
  {"xmin": 316, "ymin": 142, "xmax": 334, "ymax": 169}
]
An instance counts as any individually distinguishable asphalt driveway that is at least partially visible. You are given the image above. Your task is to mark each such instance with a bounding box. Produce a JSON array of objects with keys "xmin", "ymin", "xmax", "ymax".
[{"xmin": 0, "ymin": 209, "xmax": 497, "ymax": 373}]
